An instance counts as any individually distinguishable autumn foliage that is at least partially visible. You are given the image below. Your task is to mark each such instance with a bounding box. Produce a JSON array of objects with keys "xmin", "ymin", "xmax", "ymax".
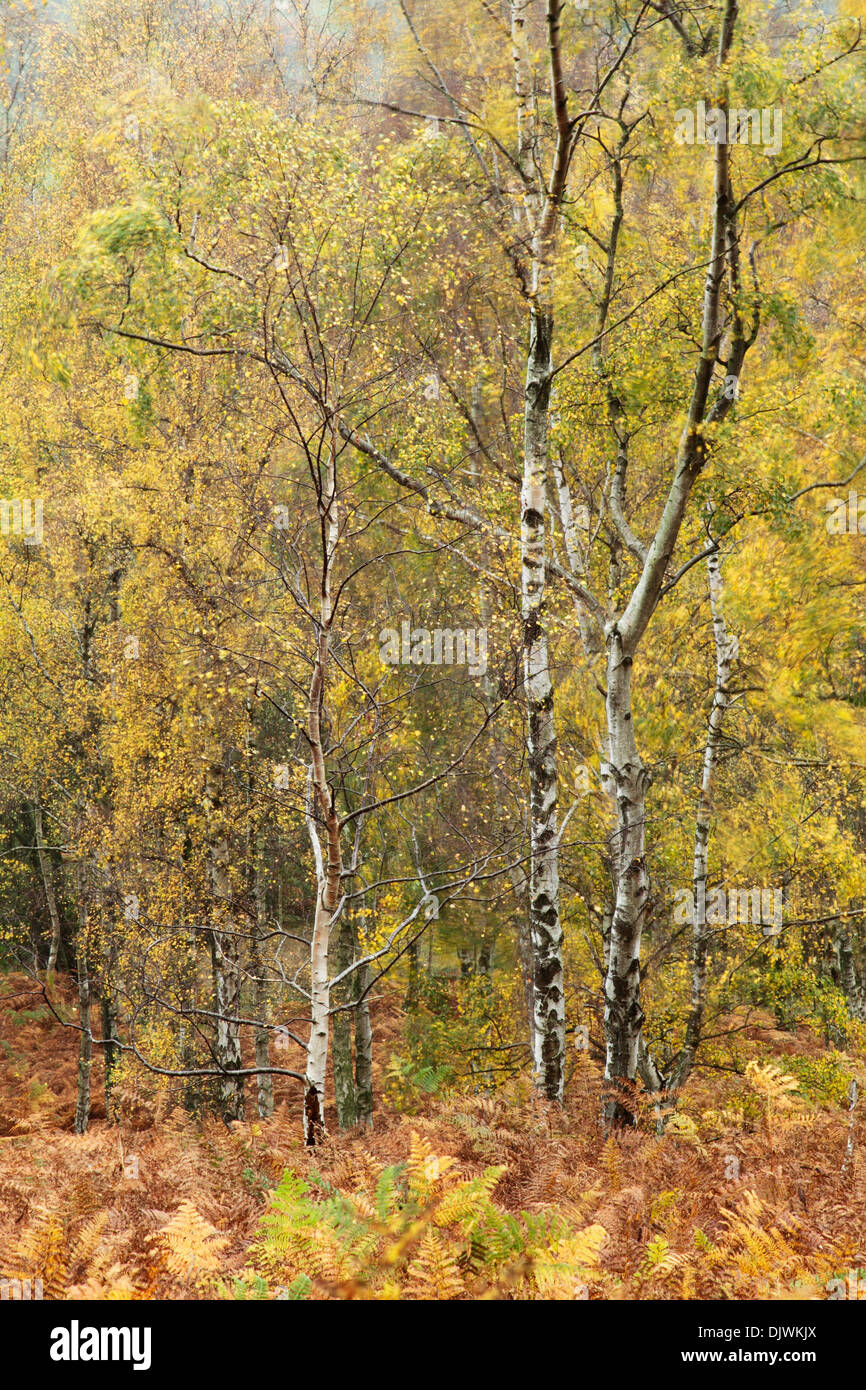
[{"xmin": 0, "ymin": 0, "xmax": 865, "ymax": 1307}]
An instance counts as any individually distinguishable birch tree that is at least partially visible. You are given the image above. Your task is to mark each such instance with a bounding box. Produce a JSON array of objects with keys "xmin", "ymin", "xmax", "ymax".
[
  {"xmin": 664, "ymin": 539, "xmax": 739, "ymax": 1098},
  {"xmin": 597, "ymin": 0, "xmax": 755, "ymax": 1124},
  {"xmin": 363, "ymin": 0, "xmax": 652, "ymax": 1099}
]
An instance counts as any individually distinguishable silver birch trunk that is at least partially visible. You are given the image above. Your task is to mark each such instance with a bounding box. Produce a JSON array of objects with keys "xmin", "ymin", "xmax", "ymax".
[
  {"xmin": 601, "ymin": 629, "xmax": 651, "ymax": 1125},
  {"xmin": 33, "ymin": 791, "xmax": 62, "ymax": 979},
  {"xmin": 354, "ymin": 956, "xmax": 374, "ymax": 1130},
  {"xmin": 303, "ymin": 428, "xmax": 341, "ymax": 1145},
  {"xmin": 471, "ymin": 384, "xmax": 536, "ymax": 1047},
  {"xmin": 669, "ymin": 545, "xmax": 737, "ymax": 1095},
  {"xmin": 601, "ymin": 0, "xmax": 741, "ymax": 1125},
  {"xmin": 74, "ymin": 863, "xmax": 91, "ymax": 1136},
  {"xmin": 332, "ymin": 914, "xmax": 357, "ymax": 1130},
  {"xmin": 206, "ymin": 766, "xmax": 245, "ymax": 1122},
  {"xmin": 100, "ymin": 936, "xmax": 121, "ymax": 1124},
  {"xmin": 210, "ymin": 919, "xmax": 244, "ymax": 1122},
  {"xmin": 513, "ymin": 0, "xmax": 584, "ymax": 1101},
  {"xmin": 252, "ymin": 865, "xmax": 274, "ymax": 1119},
  {"xmin": 838, "ymin": 930, "xmax": 864, "ymax": 1022},
  {"xmin": 522, "ymin": 302, "xmax": 564, "ymax": 1100}
]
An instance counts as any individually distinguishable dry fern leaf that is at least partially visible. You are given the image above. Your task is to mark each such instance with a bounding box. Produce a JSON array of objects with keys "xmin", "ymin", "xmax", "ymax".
[
  {"xmin": 14, "ymin": 1212, "xmax": 68, "ymax": 1299},
  {"xmin": 404, "ymin": 1228, "xmax": 464, "ymax": 1300},
  {"xmin": 67, "ymin": 1264, "xmax": 141, "ymax": 1300},
  {"xmin": 665, "ymin": 1113, "xmax": 707, "ymax": 1154},
  {"xmin": 405, "ymin": 1132, "xmax": 458, "ymax": 1203},
  {"xmin": 151, "ymin": 1201, "xmax": 229, "ymax": 1282},
  {"xmin": 68, "ymin": 1211, "xmax": 109, "ymax": 1278},
  {"xmin": 533, "ymin": 1223, "xmax": 607, "ymax": 1299},
  {"xmin": 433, "ymin": 1166, "xmax": 506, "ymax": 1230},
  {"xmin": 746, "ymin": 1062, "xmax": 800, "ymax": 1107},
  {"xmin": 640, "ymin": 1234, "xmax": 687, "ymax": 1280}
]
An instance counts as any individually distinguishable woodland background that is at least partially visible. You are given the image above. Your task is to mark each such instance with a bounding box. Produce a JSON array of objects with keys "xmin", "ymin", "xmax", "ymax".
[{"xmin": 0, "ymin": 0, "xmax": 866, "ymax": 1301}]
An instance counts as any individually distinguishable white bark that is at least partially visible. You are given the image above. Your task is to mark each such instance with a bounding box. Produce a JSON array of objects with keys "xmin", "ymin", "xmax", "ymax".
[
  {"xmin": 472, "ymin": 385, "xmax": 535, "ymax": 1046},
  {"xmin": 354, "ymin": 954, "xmax": 374, "ymax": 1130},
  {"xmin": 669, "ymin": 542, "xmax": 737, "ymax": 1095},
  {"xmin": 602, "ymin": 0, "xmax": 743, "ymax": 1126},
  {"xmin": 838, "ymin": 930, "xmax": 864, "ymax": 1022},
  {"xmin": 204, "ymin": 758, "xmax": 245, "ymax": 1123},
  {"xmin": 553, "ymin": 455, "xmax": 602, "ymax": 656},
  {"xmin": 601, "ymin": 626, "xmax": 651, "ymax": 1124},
  {"xmin": 303, "ymin": 425, "xmax": 341, "ymax": 1145},
  {"xmin": 252, "ymin": 861, "xmax": 274, "ymax": 1118},
  {"xmin": 74, "ymin": 860, "xmax": 91, "ymax": 1136},
  {"xmin": 522, "ymin": 302, "xmax": 564, "ymax": 1100},
  {"xmin": 33, "ymin": 788, "xmax": 62, "ymax": 978}
]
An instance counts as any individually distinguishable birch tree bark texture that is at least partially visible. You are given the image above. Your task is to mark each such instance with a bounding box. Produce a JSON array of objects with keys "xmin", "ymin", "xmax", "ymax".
[
  {"xmin": 522, "ymin": 303, "xmax": 564, "ymax": 1101},
  {"xmin": 602, "ymin": 0, "xmax": 746, "ymax": 1126},
  {"xmin": 303, "ymin": 425, "xmax": 342, "ymax": 1145}
]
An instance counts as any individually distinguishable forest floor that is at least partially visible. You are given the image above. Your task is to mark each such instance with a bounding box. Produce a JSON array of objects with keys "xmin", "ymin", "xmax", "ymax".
[{"xmin": 1, "ymin": 971, "xmax": 865, "ymax": 1300}]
